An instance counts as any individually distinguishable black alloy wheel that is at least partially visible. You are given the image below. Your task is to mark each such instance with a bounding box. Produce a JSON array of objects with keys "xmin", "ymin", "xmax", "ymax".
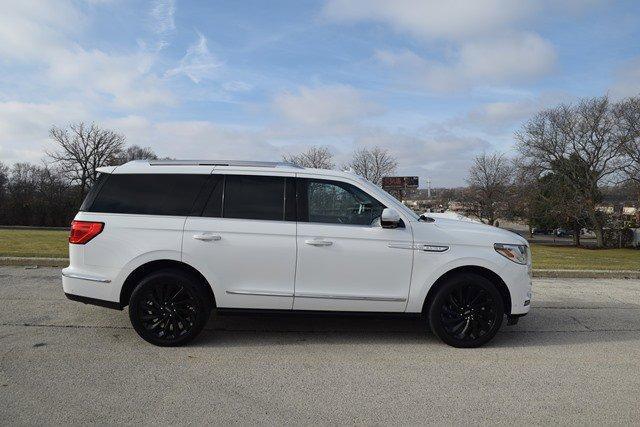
[
  {"xmin": 428, "ymin": 273, "xmax": 504, "ymax": 348},
  {"xmin": 129, "ymin": 269, "xmax": 211, "ymax": 346}
]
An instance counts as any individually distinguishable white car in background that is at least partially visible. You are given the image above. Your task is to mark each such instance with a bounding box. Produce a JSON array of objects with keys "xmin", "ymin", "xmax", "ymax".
[{"xmin": 62, "ymin": 160, "xmax": 531, "ymax": 348}]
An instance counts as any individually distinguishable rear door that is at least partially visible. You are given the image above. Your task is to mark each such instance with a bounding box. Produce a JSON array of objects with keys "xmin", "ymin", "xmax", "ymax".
[{"xmin": 182, "ymin": 172, "xmax": 297, "ymax": 310}]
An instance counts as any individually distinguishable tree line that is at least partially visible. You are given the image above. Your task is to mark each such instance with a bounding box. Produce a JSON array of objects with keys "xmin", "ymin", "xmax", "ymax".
[
  {"xmin": 464, "ymin": 94, "xmax": 640, "ymax": 248},
  {"xmin": 0, "ymin": 121, "xmax": 398, "ymax": 227},
  {"xmin": 0, "ymin": 123, "xmax": 158, "ymax": 226},
  {"xmin": 1, "ymin": 93, "xmax": 638, "ymax": 248}
]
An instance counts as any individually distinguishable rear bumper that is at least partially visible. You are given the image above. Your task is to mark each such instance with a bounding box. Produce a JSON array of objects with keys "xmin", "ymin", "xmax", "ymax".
[
  {"xmin": 65, "ymin": 292, "xmax": 123, "ymax": 310},
  {"xmin": 62, "ymin": 267, "xmax": 121, "ymax": 308}
]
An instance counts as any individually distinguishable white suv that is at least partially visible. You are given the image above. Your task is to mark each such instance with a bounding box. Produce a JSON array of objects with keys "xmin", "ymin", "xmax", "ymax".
[{"xmin": 62, "ymin": 160, "xmax": 531, "ymax": 348}]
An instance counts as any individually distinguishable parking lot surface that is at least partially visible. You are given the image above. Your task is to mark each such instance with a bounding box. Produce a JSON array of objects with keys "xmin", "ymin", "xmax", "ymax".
[{"xmin": 1, "ymin": 266, "xmax": 640, "ymax": 424}]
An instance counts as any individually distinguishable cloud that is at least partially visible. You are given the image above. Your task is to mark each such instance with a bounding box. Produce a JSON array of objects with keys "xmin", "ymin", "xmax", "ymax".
[
  {"xmin": 326, "ymin": 0, "xmax": 556, "ymax": 93},
  {"xmin": 165, "ymin": 32, "xmax": 223, "ymax": 83},
  {"xmin": 349, "ymin": 128, "xmax": 491, "ymax": 187},
  {"xmin": 375, "ymin": 32, "xmax": 556, "ymax": 92},
  {"xmin": 47, "ymin": 48, "xmax": 173, "ymax": 109},
  {"xmin": 0, "ymin": 0, "xmax": 83, "ymax": 60},
  {"xmin": 0, "ymin": 101, "xmax": 88, "ymax": 164},
  {"xmin": 222, "ymin": 81, "xmax": 253, "ymax": 92},
  {"xmin": 148, "ymin": 0, "xmax": 176, "ymax": 50},
  {"xmin": 150, "ymin": 0, "xmax": 176, "ymax": 35},
  {"xmin": 611, "ymin": 57, "xmax": 640, "ymax": 99},
  {"xmin": 105, "ymin": 116, "xmax": 281, "ymax": 161},
  {"xmin": 322, "ymin": 0, "xmax": 532, "ymax": 41},
  {"xmin": 274, "ymin": 84, "xmax": 381, "ymax": 127},
  {"xmin": 458, "ymin": 92, "xmax": 571, "ymax": 132},
  {"xmin": 0, "ymin": 0, "xmax": 173, "ymax": 110}
]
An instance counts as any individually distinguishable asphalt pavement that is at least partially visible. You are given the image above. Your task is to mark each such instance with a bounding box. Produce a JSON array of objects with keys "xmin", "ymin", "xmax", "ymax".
[{"xmin": 1, "ymin": 266, "xmax": 639, "ymax": 424}]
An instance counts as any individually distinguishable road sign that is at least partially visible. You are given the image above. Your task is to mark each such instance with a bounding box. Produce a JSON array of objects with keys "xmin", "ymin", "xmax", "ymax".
[{"xmin": 381, "ymin": 176, "xmax": 419, "ymax": 189}]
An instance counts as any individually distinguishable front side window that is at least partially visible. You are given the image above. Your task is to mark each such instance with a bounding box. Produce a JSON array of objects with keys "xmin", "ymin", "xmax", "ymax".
[
  {"xmin": 87, "ymin": 174, "xmax": 208, "ymax": 216},
  {"xmin": 299, "ymin": 179, "xmax": 386, "ymax": 226}
]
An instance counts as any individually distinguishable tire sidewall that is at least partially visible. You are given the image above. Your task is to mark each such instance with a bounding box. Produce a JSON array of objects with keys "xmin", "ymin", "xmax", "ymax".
[
  {"xmin": 128, "ymin": 269, "xmax": 211, "ymax": 347},
  {"xmin": 428, "ymin": 273, "xmax": 504, "ymax": 348}
]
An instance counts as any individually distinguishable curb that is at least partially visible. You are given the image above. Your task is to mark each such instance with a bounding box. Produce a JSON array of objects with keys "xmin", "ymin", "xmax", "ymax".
[
  {"xmin": 0, "ymin": 257, "xmax": 69, "ymax": 267},
  {"xmin": 532, "ymin": 269, "xmax": 640, "ymax": 279},
  {"xmin": 1, "ymin": 257, "xmax": 639, "ymax": 279}
]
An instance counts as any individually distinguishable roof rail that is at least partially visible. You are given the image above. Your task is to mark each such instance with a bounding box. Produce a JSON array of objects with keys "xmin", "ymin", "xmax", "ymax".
[{"xmin": 147, "ymin": 160, "xmax": 303, "ymax": 168}]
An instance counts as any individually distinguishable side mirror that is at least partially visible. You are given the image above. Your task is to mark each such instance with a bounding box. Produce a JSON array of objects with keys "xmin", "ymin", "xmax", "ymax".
[{"xmin": 381, "ymin": 208, "xmax": 401, "ymax": 229}]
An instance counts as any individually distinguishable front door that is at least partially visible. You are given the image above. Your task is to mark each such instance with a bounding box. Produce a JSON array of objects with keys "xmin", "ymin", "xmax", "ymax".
[
  {"xmin": 182, "ymin": 173, "xmax": 297, "ymax": 310},
  {"xmin": 293, "ymin": 178, "xmax": 414, "ymax": 312}
]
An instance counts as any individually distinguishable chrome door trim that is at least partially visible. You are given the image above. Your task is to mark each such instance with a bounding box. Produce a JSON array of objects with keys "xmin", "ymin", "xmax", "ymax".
[
  {"xmin": 387, "ymin": 242, "xmax": 414, "ymax": 250},
  {"xmin": 226, "ymin": 290, "xmax": 294, "ymax": 297},
  {"xmin": 62, "ymin": 271, "xmax": 111, "ymax": 283},
  {"xmin": 388, "ymin": 242, "xmax": 449, "ymax": 252},
  {"xmin": 294, "ymin": 292, "xmax": 406, "ymax": 302},
  {"xmin": 415, "ymin": 244, "xmax": 449, "ymax": 252}
]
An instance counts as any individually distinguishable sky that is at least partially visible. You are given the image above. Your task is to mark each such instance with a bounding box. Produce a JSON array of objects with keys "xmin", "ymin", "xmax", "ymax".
[{"xmin": 1, "ymin": 0, "xmax": 639, "ymax": 187}]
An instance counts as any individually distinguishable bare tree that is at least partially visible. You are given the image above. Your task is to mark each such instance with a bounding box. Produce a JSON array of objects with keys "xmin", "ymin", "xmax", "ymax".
[
  {"xmin": 617, "ymin": 95, "xmax": 640, "ymax": 184},
  {"xmin": 47, "ymin": 122, "xmax": 126, "ymax": 197},
  {"xmin": 283, "ymin": 146, "xmax": 334, "ymax": 169},
  {"xmin": 347, "ymin": 147, "xmax": 397, "ymax": 185},
  {"xmin": 465, "ymin": 152, "xmax": 513, "ymax": 225},
  {"xmin": 112, "ymin": 145, "xmax": 159, "ymax": 165},
  {"xmin": 516, "ymin": 95, "xmax": 627, "ymax": 247}
]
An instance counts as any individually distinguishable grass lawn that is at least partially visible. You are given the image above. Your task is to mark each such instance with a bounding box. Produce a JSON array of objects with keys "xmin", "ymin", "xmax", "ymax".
[
  {"xmin": 530, "ymin": 243, "xmax": 640, "ymax": 270},
  {"xmin": 0, "ymin": 229, "xmax": 638, "ymax": 270},
  {"xmin": 0, "ymin": 229, "xmax": 69, "ymax": 258}
]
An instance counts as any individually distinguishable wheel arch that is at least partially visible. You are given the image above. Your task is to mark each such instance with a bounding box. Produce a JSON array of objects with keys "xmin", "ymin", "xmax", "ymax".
[
  {"xmin": 119, "ymin": 259, "xmax": 216, "ymax": 308},
  {"xmin": 421, "ymin": 265, "xmax": 512, "ymax": 314}
]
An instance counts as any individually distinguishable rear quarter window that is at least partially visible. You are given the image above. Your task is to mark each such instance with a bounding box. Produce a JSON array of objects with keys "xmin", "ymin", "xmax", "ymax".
[{"xmin": 87, "ymin": 174, "xmax": 208, "ymax": 216}]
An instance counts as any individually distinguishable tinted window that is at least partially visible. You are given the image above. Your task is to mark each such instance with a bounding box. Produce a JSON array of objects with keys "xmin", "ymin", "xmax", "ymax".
[
  {"xmin": 223, "ymin": 175, "xmax": 285, "ymax": 221},
  {"xmin": 200, "ymin": 175, "xmax": 224, "ymax": 217},
  {"xmin": 79, "ymin": 173, "xmax": 108, "ymax": 211},
  {"xmin": 299, "ymin": 179, "xmax": 385, "ymax": 226},
  {"xmin": 88, "ymin": 174, "xmax": 208, "ymax": 216}
]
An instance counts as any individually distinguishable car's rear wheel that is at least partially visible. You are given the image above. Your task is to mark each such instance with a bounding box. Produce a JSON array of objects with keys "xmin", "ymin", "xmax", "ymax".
[
  {"xmin": 428, "ymin": 273, "xmax": 504, "ymax": 348},
  {"xmin": 128, "ymin": 269, "xmax": 211, "ymax": 346}
]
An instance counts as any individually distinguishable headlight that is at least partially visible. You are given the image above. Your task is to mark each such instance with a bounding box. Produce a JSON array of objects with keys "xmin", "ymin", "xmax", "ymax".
[{"xmin": 494, "ymin": 243, "xmax": 529, "ymax": 265}]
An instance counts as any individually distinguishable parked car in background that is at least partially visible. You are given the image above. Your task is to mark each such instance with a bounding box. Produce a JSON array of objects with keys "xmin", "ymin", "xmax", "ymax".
[
  {"xmin": 63, "ymin": 160, "xmax": 532, "ymax": 348},
  {"xmin": 555, "ymin": 228, "xmax": 574, "ymax": 237}
]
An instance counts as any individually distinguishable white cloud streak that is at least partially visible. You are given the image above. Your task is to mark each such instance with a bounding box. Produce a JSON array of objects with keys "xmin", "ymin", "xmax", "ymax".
[{"xmin": 165, "ymin": 32, "xmax": 223, "ymax": 83}]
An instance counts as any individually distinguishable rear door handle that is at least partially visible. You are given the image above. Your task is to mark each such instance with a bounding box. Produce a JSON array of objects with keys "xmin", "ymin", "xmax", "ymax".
[
  {"xmin": 305, "ymin": 239, "xmax": 333, "ymax": 247},
  {"xmin": 193, "ymin": 233, "xmax": 221, "ymax": 242}
]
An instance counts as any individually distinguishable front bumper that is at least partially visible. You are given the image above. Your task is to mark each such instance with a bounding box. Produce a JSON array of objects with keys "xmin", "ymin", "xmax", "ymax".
[{"xmin": 501, "ymin": 262, "xmax": 532, "ymax": 316}]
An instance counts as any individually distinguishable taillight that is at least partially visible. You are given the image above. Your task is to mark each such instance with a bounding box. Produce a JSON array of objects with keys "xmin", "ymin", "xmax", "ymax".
[{"xmin": 69, "ymin": 221, "xmax": 104, "ymax": 244}]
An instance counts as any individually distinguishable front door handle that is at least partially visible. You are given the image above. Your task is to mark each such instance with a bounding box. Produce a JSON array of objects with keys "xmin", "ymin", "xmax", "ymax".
[
  {"xmin": 305, "ymin": 239, "xmax": 333, "ymax": 247},
  {"xmin": 193, "ymin": 233, "xmax": 221, "ymax": 242}
]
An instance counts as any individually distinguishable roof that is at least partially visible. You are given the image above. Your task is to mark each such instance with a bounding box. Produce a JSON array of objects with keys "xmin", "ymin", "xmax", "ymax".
[
  {"xmin": 96, "ymin": 159, "xmax": 360, "ymax": 180},
  {"xmin": 147, "ymin": 159, "xmax": 303, "ymax": 168}
]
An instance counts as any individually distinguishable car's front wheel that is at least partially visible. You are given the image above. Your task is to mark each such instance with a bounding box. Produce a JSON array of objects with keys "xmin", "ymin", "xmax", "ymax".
[
  {"xmin": 128, "ymin": 269, "xmax": 211, "ymax": 346},
  {"xmin": 428, "ymin": 273, "xmax": 504, "ymax": 348}
]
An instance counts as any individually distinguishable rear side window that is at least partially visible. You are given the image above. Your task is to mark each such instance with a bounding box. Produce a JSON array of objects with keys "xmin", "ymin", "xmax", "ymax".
[
  {"xmin": 222, "ymin": 175, "xmax": 285, "ymax": 221},
  {"xmin": 79, "ymin": 173, "xmax": 108, "ymax": 211},
  {"xmin": 87, "ymin": 174, "xmax": 208, "ymax": 216}
]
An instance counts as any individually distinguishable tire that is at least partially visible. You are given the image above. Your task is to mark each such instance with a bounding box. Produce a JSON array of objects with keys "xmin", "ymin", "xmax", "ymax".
[
  {"xmin": 128, "ymin": 269, "xmax": 211, "ymax": 346},
  {"xmin": 428, "ymin": 273, "xmax": 504, "ymax": 348}
]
